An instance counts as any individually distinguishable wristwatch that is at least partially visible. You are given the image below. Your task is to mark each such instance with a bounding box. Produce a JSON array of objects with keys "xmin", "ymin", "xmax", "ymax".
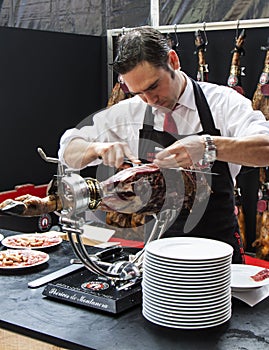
[{"xmin": 203, "ymin": 134, "xmax": 217, "ymax": 163}]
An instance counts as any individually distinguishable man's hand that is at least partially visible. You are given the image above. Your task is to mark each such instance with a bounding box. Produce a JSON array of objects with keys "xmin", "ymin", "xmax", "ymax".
[
  {"xmin": 93, "ymin": 142, "xmax": 141, "ymax": 168},
  {"xmin": 153, "ymin": 135, "xmax": 204, "ymax": 168}
]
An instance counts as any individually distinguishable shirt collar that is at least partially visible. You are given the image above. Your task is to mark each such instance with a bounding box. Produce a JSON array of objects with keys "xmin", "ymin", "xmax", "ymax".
[
  {"xmin": 152, "ymin": 72, "xmax": 196, "ymax": 114},
  {"xmin": 176, "ymin": 73, "xmax": 196, "ymax": 111}
]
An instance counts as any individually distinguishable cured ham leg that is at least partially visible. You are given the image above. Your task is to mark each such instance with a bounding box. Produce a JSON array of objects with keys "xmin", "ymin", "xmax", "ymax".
[{"xmin": 0, "ymin": 194, "xmax": 62, "ymax": 217}]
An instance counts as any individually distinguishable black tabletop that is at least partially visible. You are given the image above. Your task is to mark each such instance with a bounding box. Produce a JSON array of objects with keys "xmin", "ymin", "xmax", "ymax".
[{"xmin": 0, "ymin": 228, "xmax": 269, "ymax": 350}]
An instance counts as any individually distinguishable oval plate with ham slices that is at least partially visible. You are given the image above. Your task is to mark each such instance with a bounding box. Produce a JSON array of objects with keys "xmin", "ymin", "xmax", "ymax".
[
  {"xmin": 1, "ymin": 232, "xmax": 62, "ymax": 250},
  {"xmin": 231, "ymin": 264, "xmax": 269, "ymax": 291},
  {"xmin": 0, "ymin": 249, "xmax": 49, "ymax": 269}
]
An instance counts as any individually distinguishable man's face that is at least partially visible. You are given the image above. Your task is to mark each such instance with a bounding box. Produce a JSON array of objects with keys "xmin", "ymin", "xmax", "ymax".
[{"xmin": 122, "ymin": 54, "xmax": 183, "ymax": 112}]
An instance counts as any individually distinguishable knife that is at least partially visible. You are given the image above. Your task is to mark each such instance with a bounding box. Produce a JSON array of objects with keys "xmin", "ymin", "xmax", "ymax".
[
  {"xmin": 92, "ymin": 245, "xmax": 123, "ymax": 261},
  {"xmin": 28, "ymin": 264, "xmax": 84, "ymax": 288}
]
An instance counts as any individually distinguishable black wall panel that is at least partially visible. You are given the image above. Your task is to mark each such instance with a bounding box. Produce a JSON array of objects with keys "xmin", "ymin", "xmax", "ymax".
[{"xmin": 0, "ymin": 27, "xmax": 107, "ymax": 191}]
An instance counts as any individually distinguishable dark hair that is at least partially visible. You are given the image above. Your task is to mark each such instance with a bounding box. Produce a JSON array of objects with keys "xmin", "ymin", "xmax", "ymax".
[{"xmin": 112, "ymin": 26, "xmax": 171, "ymax": 75}]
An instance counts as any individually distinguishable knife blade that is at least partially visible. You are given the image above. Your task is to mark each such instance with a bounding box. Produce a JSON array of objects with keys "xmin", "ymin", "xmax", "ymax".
[{"xmin": 28, "ymin": 264, "xmax": 84, "ymax": 288}]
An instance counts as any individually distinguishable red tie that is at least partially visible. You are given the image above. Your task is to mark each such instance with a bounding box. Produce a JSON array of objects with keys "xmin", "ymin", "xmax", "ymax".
[{"xmin": 163, "ymin": 111, "xmax": 178, "ymax": 134}]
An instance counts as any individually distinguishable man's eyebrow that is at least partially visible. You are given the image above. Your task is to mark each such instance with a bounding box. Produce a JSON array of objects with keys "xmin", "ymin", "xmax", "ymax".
[{"xmin": 129, "ymin": 78, "xmax": 159, "ymax": 95}]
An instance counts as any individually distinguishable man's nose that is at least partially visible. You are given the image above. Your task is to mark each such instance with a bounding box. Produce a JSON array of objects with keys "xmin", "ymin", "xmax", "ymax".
[{"xmin": 140, "ymin": 91, "xmax": 158, "ymax": 105}]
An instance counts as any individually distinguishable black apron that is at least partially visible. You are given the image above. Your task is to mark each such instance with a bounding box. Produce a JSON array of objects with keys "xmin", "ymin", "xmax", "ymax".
[{"xmin": 138, "ymin": 79, "xmax": 245, "ymax": 264}]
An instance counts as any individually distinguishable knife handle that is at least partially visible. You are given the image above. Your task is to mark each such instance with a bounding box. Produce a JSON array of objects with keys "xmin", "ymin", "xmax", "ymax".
[{"xmin": 94, "ymin": 246, "xmax": 122, "ymax": 261}]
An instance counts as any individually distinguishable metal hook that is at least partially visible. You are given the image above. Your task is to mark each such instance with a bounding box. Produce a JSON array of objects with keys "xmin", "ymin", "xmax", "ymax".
[
  {"xmin": 235, "ymin": 19, "xmax": 240, "ymax": 40},
  {"xmin": 174, "ymin": 24, "xmax": 179, "ymax": 47},
  {"xmin": 37, "ymin": 147, "xmax": 59, "ymax": 164},
  {"xmin": 203, "ymin": 22, "xmax": 208, "ymax": 46}
]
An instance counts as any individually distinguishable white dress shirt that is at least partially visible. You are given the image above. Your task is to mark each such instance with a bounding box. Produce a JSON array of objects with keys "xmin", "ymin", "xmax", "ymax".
[{"xmin": 58, "ymin": 74, "xmax": 269, "ymax": 181}]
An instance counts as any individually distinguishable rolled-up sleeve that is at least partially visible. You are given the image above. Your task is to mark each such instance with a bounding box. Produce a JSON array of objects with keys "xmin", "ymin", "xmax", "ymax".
[{"xmin": 58, "ymin": 96, "xmax": 147, "ymax": 166}]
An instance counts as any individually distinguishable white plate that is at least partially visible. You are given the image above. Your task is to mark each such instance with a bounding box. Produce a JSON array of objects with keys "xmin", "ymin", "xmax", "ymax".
[
  {"xmin": 0, "ymin": 249, "xmax": 49, "ymax": 269},
  {"xmin": 143, "ymin": 299, "xmax": 231, "ymax": 318},
  {"xmin": 145, "ymin": 250, "xmax": 232, "ymax": 265},
  {"xmin": 143, "ymin": 295, "xmax": 231, "ymax": 314},
  {"xmin": 142, "ymin": 313, "xmax": 231, "ymax": 329},
  {"xmin": 143, "ymin": 287, "xmax": 231, "ymax": 303},
  {"xmin": 142, "ymin": 284, "xmax": 231, "ymax": 301},
  {"xmin": 143, "ymin": 294, "xmax": 231, "ymax": 312},
  {"xmin": 142, "ymin": 306, "xmax": 231, "ymax": 329},
  {"xmin": 142, "ymin": 297, "xmax": 232, "ymax": 314},
  {"xmin": 143, "ymin": 260, "xmax": 231, "ymax": 279},
  {"xmin": 1, "ymin": 232, "xmax": 62, "ymax": 249},
  {"xmin": 0, "ymin": 234, "xmax": 4, "ymax": 242},
  {"xmin": 143, "ymin": 303, "xmax": 231, "ymax": 322},
  {"xmin": 145, "ymin": 237, "xmax": 233, "ymax": 261},
  {"xmin": 231, "ymin": 264, "xmax": 269, "ymax": 289},
  {"xmin": 143, "ymin": 269, "xmax": 231, "ymax": 286},
  {"xmin": 142, "ymin": 277, "xmax": 231, "ymax": 294},
  {"xmin": 144, "ymin": 253, "xmax": 232, "ymax": 269},
  {"xmin": 144, "ymin": 266, "xmax": 231, "ymax": 283}
]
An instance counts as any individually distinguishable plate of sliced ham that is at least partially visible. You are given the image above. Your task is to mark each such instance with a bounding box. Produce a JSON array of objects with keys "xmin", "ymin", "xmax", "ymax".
[
  {"xmin": 231, "ymin": 264, "xmax": 269, "ymax": 290},
  {"xmin": 0, "ymin": 249, "xmax": 49, "ymax": 269},
  {"xmin": 1, "ymin": 232, "xmax": 62, "ymax": 250}
]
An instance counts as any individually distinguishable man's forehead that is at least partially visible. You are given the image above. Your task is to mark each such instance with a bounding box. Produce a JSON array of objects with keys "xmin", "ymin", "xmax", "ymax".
[{"xmin": 122, "ymin": 63, "xmax": 163, "ymax": 92}]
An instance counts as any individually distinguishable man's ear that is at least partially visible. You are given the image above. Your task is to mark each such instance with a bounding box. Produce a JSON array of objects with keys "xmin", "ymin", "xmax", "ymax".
[{"xmin": 168, "ymin": 50, "xmax": 180, "ymax": 70}]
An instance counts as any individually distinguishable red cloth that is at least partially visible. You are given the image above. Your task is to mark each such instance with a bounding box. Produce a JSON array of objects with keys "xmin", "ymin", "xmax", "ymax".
[
  {"xmin": 163, "ymin": 112, "xmax": 178, "ymax": 134},
  {"xmin": 245, "ymin": 255, "xmax": 269, "ymax": 268},
  {"xmin": 109, "ymin": 237, "xmax": 144, "ymax": 248}
]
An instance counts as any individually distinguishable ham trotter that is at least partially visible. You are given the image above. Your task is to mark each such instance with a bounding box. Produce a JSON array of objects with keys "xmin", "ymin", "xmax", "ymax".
[{"xmin": 0, "ymin": 194, "xmax": 61, "ymax": 217}]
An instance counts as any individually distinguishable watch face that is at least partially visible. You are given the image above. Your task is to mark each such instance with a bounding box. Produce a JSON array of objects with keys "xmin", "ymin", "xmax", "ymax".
[
  {"xmin": 205, "ymin": 150, "xmax": 216, "ymax": 162},
  {"xmin": 203, "ymin": 135, "xmax": 216, "ymax": 163}
]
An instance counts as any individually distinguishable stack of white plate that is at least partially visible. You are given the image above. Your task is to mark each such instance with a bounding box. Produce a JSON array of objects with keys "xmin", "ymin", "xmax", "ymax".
[{"xmin": 142, "ymin": 237, "xmax": 233, "ymax": 329}]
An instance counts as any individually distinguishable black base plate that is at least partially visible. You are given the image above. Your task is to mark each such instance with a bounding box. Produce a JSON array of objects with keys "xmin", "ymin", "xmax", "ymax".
[{"xmin": 42, "ymin": 268, "xmax": 142, "ymax": 314}]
